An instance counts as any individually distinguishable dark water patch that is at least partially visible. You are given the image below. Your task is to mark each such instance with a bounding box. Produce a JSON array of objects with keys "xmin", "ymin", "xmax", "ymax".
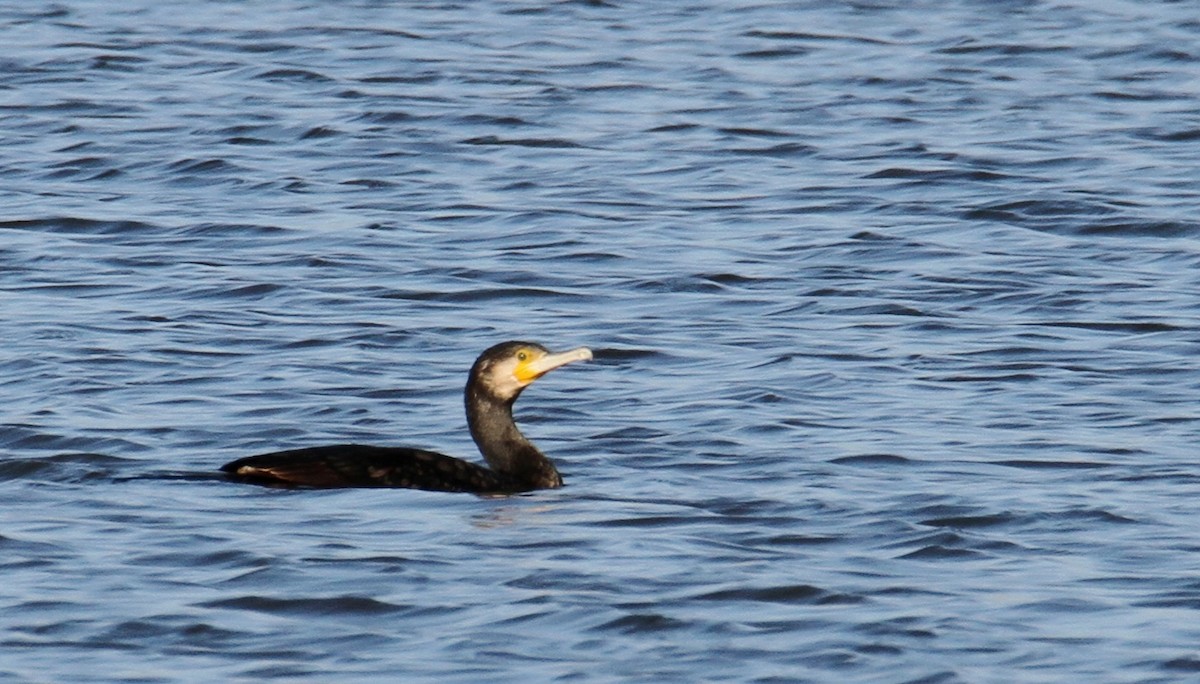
[
  {"xmin": 630, "ymin": 276, "xmax": 726, "ymax": 294},
  {"xmin": 504, "ymin": 572, "xmax": 626, "ymax": 595},
  {"xmin": 301, "ymin": 554, "xmax": 428, "ymax": 567},
  {"xmin": 829, "ymin": 454, "xmax": 914, "ymax": 467},
  {"xmin": 898, "ymin": 545, "xmax": 988, "ymax": 561},
  {"xmin": 748, "ymin": 533, "xmax": 843, "ymax": 548},
  {"xmin": 1034, "ymin": 320, "xmax": 1183, "ymax": 333},
  {"xmin": 936, "ymin": 40, "xmax": 1072, "ymax": 57},
  {"xmin": 421, "ymin": 286, "xmax": 583, "ymax": 303},
  {"xmin": 964, "ymin": 198, "xmax": 1117, "ymax": 221},
  {"xmin": 992, "ymin": 459, "xmax": 1113, "ymax": 471},
  {"xmin": 300, "ymin": 125, "xmax": 339, "ymax": 139},
  {"xmin": 726, "ymin": 142, "xmax": 816, "ymax": 157},
  {"xmin": 938, "ymin": 372, "xmax": 1038, "ymax": 383},
  {"xmin": 734, "ymin": 389, "xmax": 789, "ymax": 405},
  {"xmin": 698, "ymin": 496, "xmax": 802, "ymax": 520},
  {"xmin": 123, "ymin": 468, "xmax": 238, "ymax": 487},
  {"xmin": 0, "ymin": 534, "xmax": 69, "ymax": 568},
  {"xmin": 587, "ymin": 425, "xmax": 668, "ymax": 441},
  {"xmin": 1016, "ymin": 597, "xmax": 1111, "ymax": 614},
  {"xmin": 736, "ymin": 47, "xmax": 810, "ymax": 59},
  {"xmin": 340, "ymin": 178, "xmax": 396, "ymax": 189},
  {"xmin": 130, "ymin": 547, "xmax": 270, "ymax": 570},
  {"xmin": 592, "ymin": 613, "xmax": 688, "ymax": 634},
  {"xmin": 746, "ymin": 353, "xmax": 797, "ymax": 369},
  {"xmin": 590, "ymin": 514, "xmax": 711, "ymax": 529},
  {"xmin": 849, "ymin": 229, "xmax": 902, "ymax": 242},
  {"xmin": 1133, "ymin": 583, "xmax": 1200, "ymax": 611},
  {"xmin": 1161, "ymin": 657, "xmax": 1200, "ymax": 672},
  {"xmin": 899, "ymin": 672, "xmax": 961, "ymax": 684},
  {"xmin": 1078, "ymin": 220, "xmax": 1200, "ymax": 237},
  {"xmin": 838, "ymin": 303, "xmax": 933, "ymax": 317},
  {"xmin": 49, "ymin": 155, "xmax": 110, "ymax": 170},
  {"xmin": 646, "ymin": 122, "xmax": 701, "ymax": 133},
  {"xmin": 695, "ymin": 584, "xmax": 865, "ymax": 606},
  {"xmin": 0, "ymin": 216, "xmax": 158, "ymax": 234},
  {"xmin": 280, "ymin": 336, "xmax": 343, "ymax": 350},
  {"xmin": 590, "ymin": 346, "xmax": 663, "ymax": 362},
  {"xmin": 885, "ymin": 529, "xmax": 1010, "ymax": 561},
  {"xmin": 85, "ymin": 167, "xmax": 124, "ymax": 180},
  {"xmin": 256, "ymin": 68, "xmax": 334, "ymax": 83},
  {"xmin": 854, "ymin": 617, "xmax": 938, "ymax": 640},
  {"xmin": 199, "ymin": 595, "xmax": 409, "ymax": 618},
  {"xmin": 964, "ymin": 199, "xmax": 1200, "ymax": 238},
  {"xmin": 743, "ymin": 29, "xmax": 893, "ymax": 45},
  {"xmin": 1033, "ymin": 508, "xmax": 1139, "ymax": 526},
  {"xmin": 89, "ymin": 53, "xmax": 149, "ymax": 71},
  {"xmin": 0, "ymin": 98, "xmax": 134, "ymax": 115},
  {"xmin": 179, "ymin": 222, "xmax": 291, "ymax": 237},
  {"xmin": 866, "ymin": 167, "xmax": 1013, "ymax": 183},
  {"xmin": 224, "ymin": 136, "xmax": 273, "ymax": 146},
  {"xmin": 579, "ymin": 82, "xmax": 663, "ymax": 93},
  {"xmin": 454, "ymin": 114, "xmax": 539, "ymax": 129},
  {"xmin": 919, "ymin": 513, "xmax": 1018, "ymax": 530},
  {"xmin": 1116, "ymin": 468, "xmax": 1200, "ymax": 485},
  {"xmin": 1150, "ymin": 127, "xmax": 1200, "ymax": 142},
  {"xmin": 717, "ymin": 126, "xmax": 793, "ymax": 139},
  {"xmin": 353, "ymin": 109, "xmax": 424, "ymax": 124},
  {"xmin": 698, "ymin": 271, "xmax": 787, "ymax": 288},
  {"xmin": 166, "ymin": 157, "xmax": 244, "ymax": 176},
  {"xmin": 460, "ymin": 135, "xmax": 586, "ymax": 148},
  {"xmin": 0, "ymin": 449, "xmax": 140, "ymax": 482},
  {"xmin": 206, "ymin": 283, "xmax": 284, "ymax": 299}
]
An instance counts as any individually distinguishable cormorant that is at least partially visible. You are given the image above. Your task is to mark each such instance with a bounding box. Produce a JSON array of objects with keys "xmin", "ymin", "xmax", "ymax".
[{"xmin": 220, "ymin": 341, "xmax": 592, "ymax": 493}]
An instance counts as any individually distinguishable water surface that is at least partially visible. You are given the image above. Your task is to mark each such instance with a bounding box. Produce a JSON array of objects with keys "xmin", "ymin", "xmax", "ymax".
[{"xmin": 2, "ymin": 1, "xmax": 1199, "ymax": 681}]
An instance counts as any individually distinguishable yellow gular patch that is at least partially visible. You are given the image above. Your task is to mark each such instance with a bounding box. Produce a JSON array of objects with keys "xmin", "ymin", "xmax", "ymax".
[
  {"xmin": 512, "ymin": 350, "xmax": 543, "ymax": 384},
  {"xmin": 511, "ymin": 346, "xmax": 592, "ymax": 384}
]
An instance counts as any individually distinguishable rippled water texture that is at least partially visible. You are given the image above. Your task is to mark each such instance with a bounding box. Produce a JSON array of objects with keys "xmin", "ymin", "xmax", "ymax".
[{"xmin": 2, "ymin": 1, "xmax": 1199, "ymax": 681}]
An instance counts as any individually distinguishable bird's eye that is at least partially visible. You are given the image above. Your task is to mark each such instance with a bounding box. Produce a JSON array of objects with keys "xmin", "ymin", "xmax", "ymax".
[{"xmin": 517, "ymin": 351, "xmax": 528, "ymax": 361}]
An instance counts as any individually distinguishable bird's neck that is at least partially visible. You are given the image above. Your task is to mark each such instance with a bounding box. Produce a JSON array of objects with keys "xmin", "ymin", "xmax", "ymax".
[{"xmin": 466, "ymin": 390, "xmax": 562, "ymax": 490}]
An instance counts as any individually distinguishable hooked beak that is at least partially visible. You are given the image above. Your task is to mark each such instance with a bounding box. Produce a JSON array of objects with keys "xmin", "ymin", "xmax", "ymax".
[{"xmin": 515, "ymin": 347, "xmax": 593, "ymax": 384}]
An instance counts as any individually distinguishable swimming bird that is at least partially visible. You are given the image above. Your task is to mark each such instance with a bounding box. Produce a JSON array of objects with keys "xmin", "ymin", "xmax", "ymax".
[{"xmin": 220, "ymin": 341, "xmax": 592, "ymax": 493}]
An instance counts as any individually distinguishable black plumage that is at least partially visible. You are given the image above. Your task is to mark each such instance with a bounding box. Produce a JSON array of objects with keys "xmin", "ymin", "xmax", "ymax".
[{"xmin": 220, "ymin": 341, "xmax": 592, "ymax": 494}]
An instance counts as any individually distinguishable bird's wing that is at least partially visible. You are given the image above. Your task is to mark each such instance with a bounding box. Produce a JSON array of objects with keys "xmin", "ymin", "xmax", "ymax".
[{"xmin": 221, "ymin": 444, "xmax": 514, "ymax": 493}]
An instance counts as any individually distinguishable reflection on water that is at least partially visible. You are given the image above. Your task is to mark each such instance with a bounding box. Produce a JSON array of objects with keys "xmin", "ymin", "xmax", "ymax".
[{"xmin": 468, "ymin": 502, "xmax": 567, "ymax": 530}]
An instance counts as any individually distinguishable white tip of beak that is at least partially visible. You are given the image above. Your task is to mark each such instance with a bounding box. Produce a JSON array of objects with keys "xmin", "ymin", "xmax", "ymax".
[{"xmin": 538, "ymin": 347, "xmax": 592, "ymax": 369}]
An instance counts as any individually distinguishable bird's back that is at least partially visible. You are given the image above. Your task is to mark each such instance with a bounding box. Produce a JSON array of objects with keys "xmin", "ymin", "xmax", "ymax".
[{"xmin": 221, "ymin": 444, "xmax": 514, "ymax": 492}]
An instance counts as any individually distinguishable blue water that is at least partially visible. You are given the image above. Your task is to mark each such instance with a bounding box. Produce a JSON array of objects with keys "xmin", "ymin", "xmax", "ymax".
[{"xmin": 2, "ymin": 1, "xmax": 1200, "ymax": 681}]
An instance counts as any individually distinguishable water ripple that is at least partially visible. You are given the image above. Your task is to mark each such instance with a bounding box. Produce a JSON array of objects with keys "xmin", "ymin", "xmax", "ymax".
[{"xmin": 1, "ymin": 1, "xmax": 1199, "ymax": 682}]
